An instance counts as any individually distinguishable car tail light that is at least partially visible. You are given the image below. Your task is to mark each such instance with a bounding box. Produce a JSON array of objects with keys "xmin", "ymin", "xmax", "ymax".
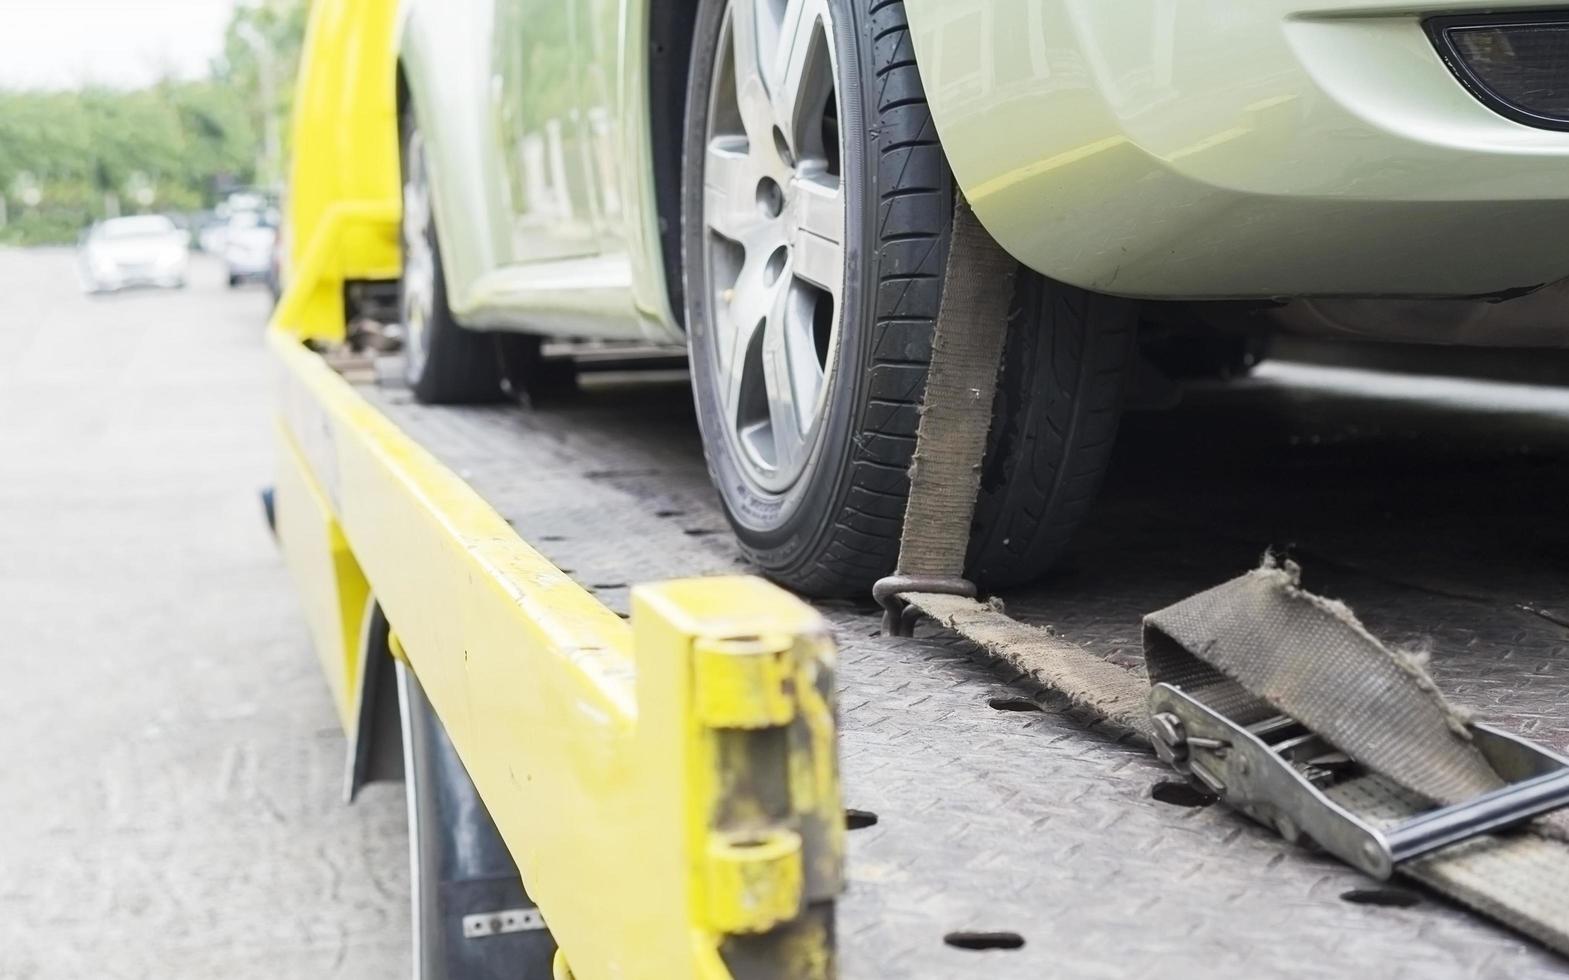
[{"xmin": 1427, "ymin": 13, "xmax": 1569, "ymax": 130}]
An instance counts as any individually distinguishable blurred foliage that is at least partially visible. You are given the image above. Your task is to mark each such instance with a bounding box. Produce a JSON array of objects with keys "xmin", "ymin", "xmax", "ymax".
[
  {"xmin": 0, "ymin": 0, "xmax": 305, "ymax": 245},
  {"xmin": 215, "ymin": 0, "xmax": 309, "ymax": 185}
]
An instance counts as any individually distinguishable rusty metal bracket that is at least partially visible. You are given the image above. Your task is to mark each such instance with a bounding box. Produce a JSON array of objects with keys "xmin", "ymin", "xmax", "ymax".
[{"xmin": 872, "ymin": 574, "xmax": 977, "ymax": 637}]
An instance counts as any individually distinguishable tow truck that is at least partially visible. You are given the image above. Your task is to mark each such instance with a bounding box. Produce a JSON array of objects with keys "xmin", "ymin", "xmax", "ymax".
[{"xmin": 269, "ymin": 2, "xmax": 1569, "ymax": 977}]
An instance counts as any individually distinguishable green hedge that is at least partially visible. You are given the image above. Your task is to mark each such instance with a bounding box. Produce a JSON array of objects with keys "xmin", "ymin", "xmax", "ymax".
[
  {"xmin": 0, "ymin": 0, "xmax": 305, "ymax": 245},
  {"xmin": 0, "ymin": 83, "xmax": 258, "ymax": 245}
]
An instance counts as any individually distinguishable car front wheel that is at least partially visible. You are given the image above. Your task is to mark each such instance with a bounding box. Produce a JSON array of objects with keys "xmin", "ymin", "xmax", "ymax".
[{"xmin": 682, "ymin": 0, "xmax": 1135, "ymax": 597}]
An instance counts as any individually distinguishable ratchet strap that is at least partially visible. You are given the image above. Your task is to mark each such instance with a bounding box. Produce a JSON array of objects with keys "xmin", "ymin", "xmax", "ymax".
[
  {"xmin": 1147, "ymin": 561, "xmax": 1569, "ymax": 954},
  {"xmin": 876, "ymin": 198, "xmax": 1569, "ymax": 956}
]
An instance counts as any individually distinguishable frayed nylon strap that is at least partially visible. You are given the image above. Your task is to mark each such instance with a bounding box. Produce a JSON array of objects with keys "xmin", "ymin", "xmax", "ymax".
[
  {"xmin": 905, "ymin": 592, "xmax": 1152, "ymax": 738},
  {"xmin": 1144, "ymin": 560, "xmax": 1569, "ymax": 956},
  {"xmin": 1143, "ymin": 559, "xmax": 1501, "ymax": 805},
  {"xmin": 894, "ymin": 197, "xmax": 1015, "ymax": 579}
]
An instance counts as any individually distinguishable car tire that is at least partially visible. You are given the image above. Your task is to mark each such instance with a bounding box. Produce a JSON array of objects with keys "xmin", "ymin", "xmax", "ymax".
[
  {"xmin": 682, "ymin": 0, "xmax": 1134, "ymax": 597},
  {"xmin": 964, "ymin": 277, "xmax": 1135, "ymax": 588},
  {"xmin": 399, "ymin": 106, "xmax": 538, "ymax": 405},
  {"xmin": 227, "ymin": 273, "xmax": 240, "ymax": 288}
]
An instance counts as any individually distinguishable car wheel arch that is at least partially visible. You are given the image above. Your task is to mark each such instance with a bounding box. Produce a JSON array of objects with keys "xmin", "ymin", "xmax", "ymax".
[{"xmin": 646, "ymin": 0, "xmax": 704, "ymax": 332}]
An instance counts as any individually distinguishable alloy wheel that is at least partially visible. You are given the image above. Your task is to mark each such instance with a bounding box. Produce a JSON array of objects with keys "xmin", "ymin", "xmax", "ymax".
[
  {"xmin": 401, "ymin": 129, "xmax": 436, "ymax": 382},
  {"xmin": 701, "ymin": 0, "xmax": 846, "ymax": 493}
]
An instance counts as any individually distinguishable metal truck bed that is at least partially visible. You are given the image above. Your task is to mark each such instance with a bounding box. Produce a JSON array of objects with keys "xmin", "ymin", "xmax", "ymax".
[{"xmin": 355, "ymin": 357, "xmax": 1569, "ymax": 979}]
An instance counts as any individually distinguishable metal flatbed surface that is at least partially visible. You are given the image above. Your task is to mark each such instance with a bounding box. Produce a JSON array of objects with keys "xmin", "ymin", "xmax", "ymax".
[{"xmin": 359, "ymin": 359, "xmax": 1569, "ymax": 979}]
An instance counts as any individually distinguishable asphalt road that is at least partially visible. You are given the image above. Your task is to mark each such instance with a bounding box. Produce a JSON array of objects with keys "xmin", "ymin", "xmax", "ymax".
[{"xmin": 0, "ymin": 249, "xmax": 406, "ymax": 979}]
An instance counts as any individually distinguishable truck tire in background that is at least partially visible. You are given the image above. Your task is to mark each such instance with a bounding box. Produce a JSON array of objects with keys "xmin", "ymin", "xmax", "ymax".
[
  {"xmin": 682, "ymin": 0, "xmax": 1135, "ymax": 597},
  {"xmin": 360, "ymin": 606, "xmax": 556, "ymax": 979}
]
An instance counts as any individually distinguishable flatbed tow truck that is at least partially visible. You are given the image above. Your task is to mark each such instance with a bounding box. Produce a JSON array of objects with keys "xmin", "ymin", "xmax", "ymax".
[{"xmin": 269, "ymin": 6, "xmax": 1569, "ymax": 979}]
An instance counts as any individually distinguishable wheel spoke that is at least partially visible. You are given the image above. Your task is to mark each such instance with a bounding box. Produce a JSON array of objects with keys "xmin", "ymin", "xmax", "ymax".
[
  {"xmin": 402, "ymin": 190, "xmax": 426, "ymax": 247},
  {"xmin": 701, "ymin": 0, "xmax": 843, "ymax": 492},
  {"xmin": 768, "ymin": 0, "xmax": 830, "ymax": 143},
  {"xmin": 703, "ymin": 137, "xmax": 759, "ymax": 243},
  {"xmin": 721, "ymin": 305, "xmax": 766, "ymax": 422},
  {"xmin": 730, "ymin": 255, "xmax": 777, "ymax": 337},
  {"xmin": 401, "ymin": 142, "xmax": 435, "ymax": 358},
  {"xmin": 728, "ymin": 0, "xmax": 777, "ymax": 147},
  {"xmin": 790, "ymin": 176, "xmax": 842, "ymax": 297},
  {"xmin": 729, "ymin": 0, "xmax": 766, "ymax": 99},
  {"xmin": 403, "ymin": 134, "xmax": 431, "ymax": 236},
  {"xmin": 781, "ymin": 286, "xmax": 826, "ymax": 429},
  {"xmin": 761, "ymin": 285, "xmax": 808, "ymax": 472},
  {"xmin": 717, "ymin": 244, "xmax": 776, "ymax": 400},
  {"xmin": 401, "ymin": 252, "xmax": 424, "ymax": 312}
]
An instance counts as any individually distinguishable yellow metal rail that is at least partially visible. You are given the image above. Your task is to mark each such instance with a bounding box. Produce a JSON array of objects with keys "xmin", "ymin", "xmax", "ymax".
[
  {"xmin": 270, "ymin": 0, "xmax": 401, "ymax": 343},
  {"xmin": 268, "ymin": 329, "xmax": 842, "ymax": 978}
]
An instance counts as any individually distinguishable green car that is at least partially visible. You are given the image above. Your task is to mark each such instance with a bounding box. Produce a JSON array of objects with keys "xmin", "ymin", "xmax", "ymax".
[{"xmin": 396, "ymin": 0, "xmax": 1569, "ymax": 595}]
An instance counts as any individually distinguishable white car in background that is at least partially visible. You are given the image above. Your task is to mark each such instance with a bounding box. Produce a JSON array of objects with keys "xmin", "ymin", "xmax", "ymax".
[
  {"xmin": 78, "ymin": 215, "xmax": 189, "ymax": 293},
  {"xmin": 222, "ymin": 211, "xmax": 279, "ymax": 288},
  {"xmin": 197, "ymin": 217, "xmax": 229, "ymax": 256}
]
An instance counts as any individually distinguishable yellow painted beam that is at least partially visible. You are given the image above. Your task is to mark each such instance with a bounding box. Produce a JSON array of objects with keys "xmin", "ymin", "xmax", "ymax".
[
  {"xmin": 272, "ymin": 418, "xmax": 370, "ymax": 732},
  {"xmin": 270, "ymin": 0, "xmax": 401, "ymax": 343},
  {"xmin": 268, "ymin": 328, "xmax": 842, "ymax": 978}
]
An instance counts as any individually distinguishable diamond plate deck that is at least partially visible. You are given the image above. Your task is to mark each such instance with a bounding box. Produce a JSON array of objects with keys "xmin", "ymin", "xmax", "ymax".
[{"xmin": 360, "ymin": 360, "xmax": 1569, "ymax": 978}]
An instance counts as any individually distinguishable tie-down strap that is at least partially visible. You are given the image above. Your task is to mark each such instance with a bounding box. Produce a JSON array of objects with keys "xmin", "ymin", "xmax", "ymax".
[
  {"xmin": 873, "ymin": 196, "xmax": 1014, "ymax": 637},
  {"xmin": 879, "ymin": 197, "xmax": 1569, "ymax": 956},
  {"xmin": 906, "ymin": 564, "xmax": 1569, "ymax": 955},
  {"xmin": 900, "ymin": 591, "xmax": 1153, "ymax": 738},
  {"xmin": 892, "ymin": 197, "xmax": 1015, "ymax": 583}
]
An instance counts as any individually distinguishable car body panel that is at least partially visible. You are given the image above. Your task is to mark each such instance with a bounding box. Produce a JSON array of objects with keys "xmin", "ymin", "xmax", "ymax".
[
  {"xmin": 396, "ymin": 0, "xmax": 1569, "ymax": 338},
  {"xmin": 579, "ymin": 0, "xmax": 628, "ymax": 255},
  {"xmin": 396, "ymin": 0, "xmax": 512, "ymax": 308},
  {"xmin": 587, "ymin": 0, "xmax": 685, "ymax": 340},
  {"xmin": 902, "ymin": 0, "xmax": 1569, "ymax": 299},
  {"xmin": 491, "ymin": 0, "xmax": 597, "ymax": 263},
  {"xmin": 397, "ymin": 0, "xmax": 681, "ymax": 343},
  {"xmin": 1264, "ymin": 280, "xmax": 1569, "ymax": 348}
]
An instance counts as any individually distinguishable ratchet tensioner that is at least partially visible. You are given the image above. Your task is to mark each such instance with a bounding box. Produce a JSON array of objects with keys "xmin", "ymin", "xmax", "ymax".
[{"xmin": 1149, "ymin": 682, "xmax": 1569, "ymax": 879}]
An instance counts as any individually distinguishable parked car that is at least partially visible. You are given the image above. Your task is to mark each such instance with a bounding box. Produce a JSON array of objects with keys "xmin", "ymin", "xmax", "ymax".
[
  {"xmin": 78, "ymin": 214, "xmax": 189, "ymax": 293},
  {"xmin": 223, "ymin": 211, "xmax": 280, "ymax": 288},
  {"xmin": 391, "ymin": 0, "xmax": 1569, "ymax": 596},
  {"xmin": 265, "ymin": 215, "xmax": 287, "ymax": 305},
  {"xmin": 195, "ymin": 213, "xmax": 229, "ymax": 256}
]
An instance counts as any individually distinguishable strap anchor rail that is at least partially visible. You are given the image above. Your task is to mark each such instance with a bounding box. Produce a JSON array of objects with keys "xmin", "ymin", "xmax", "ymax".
[{"xmin": 872, "ymin": 574, "xmax": 975, "ymax": 637}]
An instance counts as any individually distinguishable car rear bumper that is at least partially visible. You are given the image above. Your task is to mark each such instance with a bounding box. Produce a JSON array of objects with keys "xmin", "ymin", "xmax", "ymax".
[
  {"xmin": 227, "ymin": 259, "xmax": 272, "ymax": 278},
  {"xmin": 906, "ymin": 0, "xmax": 1569, "ymax": 299},
  {"xmin": 83, "ymin": 269, "xmax": 186, "ymax": 292}
]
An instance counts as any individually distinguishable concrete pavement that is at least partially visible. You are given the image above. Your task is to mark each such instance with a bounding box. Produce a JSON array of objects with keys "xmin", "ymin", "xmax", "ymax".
[{"xmin": 0, "ymin": 249, "xmax": 407, "ymax": 979}]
